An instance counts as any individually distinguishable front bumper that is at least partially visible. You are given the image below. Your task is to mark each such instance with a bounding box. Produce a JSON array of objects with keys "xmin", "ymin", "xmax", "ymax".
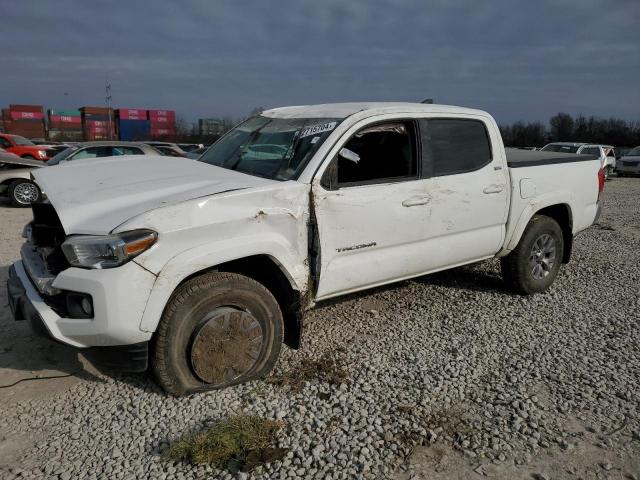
[
  {"xmin": 617, "ymin": 162, "xmax": 640, "ymax": 175},
  {"xmin": 7, "ymin": 259, "xmax": 155, "ymax": 348},
  {"xmin": 7, "ymin": 263, "xmax": 152, "ymax": 372}
]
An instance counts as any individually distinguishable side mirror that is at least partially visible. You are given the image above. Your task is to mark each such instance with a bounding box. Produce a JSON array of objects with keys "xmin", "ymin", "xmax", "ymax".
[{"xmin": 339, "ymin": 147, "xmax": 360, "ymax": 164}]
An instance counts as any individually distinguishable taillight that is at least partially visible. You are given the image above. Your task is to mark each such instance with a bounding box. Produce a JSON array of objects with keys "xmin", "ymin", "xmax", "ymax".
[{"xmin": 597, "ymin": 168, "xmax": 605, "ymax": 200}]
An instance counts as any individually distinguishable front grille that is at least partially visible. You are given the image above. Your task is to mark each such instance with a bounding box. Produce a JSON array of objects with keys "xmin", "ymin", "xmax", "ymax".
[
  {"xmin": 623, "ymin": 161, "xmax": 639, "ymax": 167},
  {"xmin": 30, "ymin": 202, "xmax": 69, "ymax": 275}
]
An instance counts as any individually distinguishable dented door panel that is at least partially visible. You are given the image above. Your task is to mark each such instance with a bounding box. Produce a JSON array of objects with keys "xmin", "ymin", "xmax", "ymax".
[{"xmin": 312, "ymin": 179, "xmax": 429, "ymax": 299}]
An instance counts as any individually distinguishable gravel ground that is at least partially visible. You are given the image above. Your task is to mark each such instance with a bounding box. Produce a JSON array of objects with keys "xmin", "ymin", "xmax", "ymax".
[{"xmin": 0, "ymin": 179, "xmax": 639, "ymax": 480}]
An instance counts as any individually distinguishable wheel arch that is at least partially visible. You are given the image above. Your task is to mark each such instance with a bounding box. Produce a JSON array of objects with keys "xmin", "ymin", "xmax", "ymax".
[
  {"xmin": 141, "ymin": 253, "xmax": 307, "ymax": 349},
  {"xmin": 504, "ymin": 197, "xmax": 575, "ymax": 264},
  {"xmin": 534, "ymin": 204, "xmax": 573, "ymax": 263}
]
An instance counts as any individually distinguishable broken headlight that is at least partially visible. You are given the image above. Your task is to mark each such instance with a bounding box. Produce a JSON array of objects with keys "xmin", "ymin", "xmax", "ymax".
[{"xmin": 61, "ymin": 229, "xmax": 157, "ymax": 269}]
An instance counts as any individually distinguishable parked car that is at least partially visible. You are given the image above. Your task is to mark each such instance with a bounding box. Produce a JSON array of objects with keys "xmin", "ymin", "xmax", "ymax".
[
  {"xmin": 183, "ymin": 146, "xmax": 209, "ymax": 159},
  {"xmin": 616, "ymin": 147, "xmax": 632, "ymax": 159},
  {"xmin": 153, "ymin": 145, "xmax": 188, "ymax": 157},
  {"xmin": 32, "ymin": 141, "xmax": 74, "ymax": 156},
  {"xmin": 144, "ymin": 141, "xmax": 188, "ymax": 156},
  {"xmin": 177, "ymin": 143, "xmax": 204, "ymax": 152},
  {"xmin": 0, "ymin": 133, "xmax": 52, "ymax": 161},
  {"xmin": 8, "ymin": 102, "xmax": 603, "ymax": 395},
  {"xmin": 46, "ymin": 141, "xmax": 159, "ymax": 166},
  {"xmin": 0, "ymin": 152, "xmax": 44, "ymax": 206},
  {"xmin": 616, "ymin": 146, "xmax": 640, "ymax": 176},
  {"xmin": 541, "ymin": 143, "xmax": 616, "ymax": 179}
]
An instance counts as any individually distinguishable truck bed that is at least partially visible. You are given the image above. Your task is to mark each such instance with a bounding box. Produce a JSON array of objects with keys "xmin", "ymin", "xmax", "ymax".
[{"xmin": 506, "ymin": 148, "xmax": 599, "ymax": 168}]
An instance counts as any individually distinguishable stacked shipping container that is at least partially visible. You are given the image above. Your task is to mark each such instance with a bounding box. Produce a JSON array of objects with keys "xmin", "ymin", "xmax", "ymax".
[
  {"xmin": 148, "ymin": 110, "xmax": 176, "ymax": 140},
  {"xmin": 5, "ymin": 105, "xmax": 46, "ymax": 139},
  {"xmin": 115, "ymin": 109, "xmax": 150, "ymax": 141},
  {"xmin": 48, "ymin": 109, "xmax": 83, "ymax": 141},
  {"xmin": 80, "ymin": 106, "xmax": 116, "ymax": 141}
]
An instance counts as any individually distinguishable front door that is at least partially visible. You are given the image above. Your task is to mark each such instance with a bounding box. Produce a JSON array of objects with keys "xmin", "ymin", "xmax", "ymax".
[{"xmin": 312, "ymin": 120, "xmax": 429, "ymax": 299}]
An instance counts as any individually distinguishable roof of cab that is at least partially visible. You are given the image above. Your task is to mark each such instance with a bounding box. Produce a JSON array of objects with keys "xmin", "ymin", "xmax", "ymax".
[{"xmin": 262, "ymin": 102, "xmax": 487, "ymax": 119}]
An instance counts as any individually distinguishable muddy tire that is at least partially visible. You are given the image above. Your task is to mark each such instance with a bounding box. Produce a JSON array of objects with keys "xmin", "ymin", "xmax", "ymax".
[
  {"xmin": 501, "ymin": 215, "xmax": 564, "ymax": 295},
  {"xmin": 151, "ymin": 272, "xmax": 283, "ymax": 396},
  {"xmin": 8, "ymin": 179, "xmax": 41, "ymax": 207}
]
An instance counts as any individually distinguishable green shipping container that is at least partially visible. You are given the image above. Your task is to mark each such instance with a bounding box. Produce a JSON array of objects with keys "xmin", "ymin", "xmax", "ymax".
[{"xmin": 48, "ymin": 109, "xmax": 81, "ymax": 117}]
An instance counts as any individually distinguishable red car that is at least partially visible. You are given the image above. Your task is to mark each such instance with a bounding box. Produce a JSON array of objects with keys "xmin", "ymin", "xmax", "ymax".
[{"xmin": 0, "ymin": 133, "xmax": 52, "ymax": 161}]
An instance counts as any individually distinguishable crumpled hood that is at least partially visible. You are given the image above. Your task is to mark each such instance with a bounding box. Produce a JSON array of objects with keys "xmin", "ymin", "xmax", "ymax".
[{"xmin": 32, "ymin": 155, "xmax": 275, "ymax": 234}]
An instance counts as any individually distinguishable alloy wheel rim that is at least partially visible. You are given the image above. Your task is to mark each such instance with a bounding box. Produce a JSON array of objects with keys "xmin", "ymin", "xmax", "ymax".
[
  {"xmin": 14, "ymin": 182, "xmax": 38, "ymax": 204},
  {"xmin": 190, "ymin": 307, "xmax": 263, "ymax": 385},
  {"xmin": 529, "ymin": 233, "xmax": 556, "ymax": 280}
]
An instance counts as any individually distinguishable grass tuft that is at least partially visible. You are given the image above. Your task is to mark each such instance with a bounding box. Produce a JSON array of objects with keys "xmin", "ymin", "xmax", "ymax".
[{"xmin": 166, "ymin": 415, "xmax": 286, "ymax": 471}]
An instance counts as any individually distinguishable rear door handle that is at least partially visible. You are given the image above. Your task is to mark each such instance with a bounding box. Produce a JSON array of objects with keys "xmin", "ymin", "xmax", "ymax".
[
  {"xmin": 402, "ymin": 195, "xmax": 431, "ymax": 207},
  {"xmin": 483, "ymin": 184, "xmax": 505, "ymax": 194}
]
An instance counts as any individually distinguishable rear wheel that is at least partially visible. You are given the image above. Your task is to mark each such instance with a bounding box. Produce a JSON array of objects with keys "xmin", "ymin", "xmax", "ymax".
[
  {"xmin": 8, "ymin": 179, "xmax": 41, "ymax": 207},
  {"xmin": 501, "ymin": 215, "xmax": 564, "ymax": 295},
  {"xmin": 152, "ymin": 272, "xmax": 284, "ymax": 395}
]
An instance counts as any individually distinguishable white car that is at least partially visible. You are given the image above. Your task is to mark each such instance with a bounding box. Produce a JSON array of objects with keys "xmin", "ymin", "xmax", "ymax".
[
  {"xmin": 0, "ymin": 150, "xmax": 44, "ymax": 206},
  {"xmin": 8, "ymin": 103, "xmax": 604, "ymax": 395},
  {"xmin": 541, "ymin": 142, "xmax": 616, "ymax": 179},
  {"xmin": 616, "ymin": 146, "xmax": 640, "ymax": 176}
]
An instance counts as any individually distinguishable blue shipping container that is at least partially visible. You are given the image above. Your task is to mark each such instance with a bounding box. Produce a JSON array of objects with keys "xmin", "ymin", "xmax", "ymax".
[{"xmin": 117, "ymin": 119, "xmax": 150, "ymax": 141}]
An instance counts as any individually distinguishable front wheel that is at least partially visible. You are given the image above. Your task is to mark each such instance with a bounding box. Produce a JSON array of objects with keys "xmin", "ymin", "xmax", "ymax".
[
  {"xmin": 501, "ymin": 215, "xmax": 564, "ymax": 295},
  {"xmin": 8, "ymin": 179, "xmax": 42, "ymax": 207},
  {"xmin": 152, "ymin": 272, "xmax": 284, "ymax": 395}
]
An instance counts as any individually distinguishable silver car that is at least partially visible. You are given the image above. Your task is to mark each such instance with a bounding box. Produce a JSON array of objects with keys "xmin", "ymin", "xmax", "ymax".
[
  {"xmin": 617, "ymin": 146, "xmax": 640, "ymax": 176},
  {"xmin": 46, "ymin": 141, "xmax": 159, "ymax": 166},
  {"xmin": 0, "ymin": 149, "xmax": 45, "ymax": 207}
]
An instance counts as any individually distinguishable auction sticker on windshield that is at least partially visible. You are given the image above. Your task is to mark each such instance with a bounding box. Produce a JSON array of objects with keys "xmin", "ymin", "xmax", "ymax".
[{"xmin": 299, "ymin": 121, "xmax": 337, "ymax": 138}]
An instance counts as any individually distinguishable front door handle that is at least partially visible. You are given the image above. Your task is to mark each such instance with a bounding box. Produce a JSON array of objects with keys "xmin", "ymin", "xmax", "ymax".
[
  {"xmin": 402, "ymin": 195, "xmax": 431, "ymax": 207},
  {"xmin": 483, "ymin": 184, "xmax": 505, "ymax": 194}
]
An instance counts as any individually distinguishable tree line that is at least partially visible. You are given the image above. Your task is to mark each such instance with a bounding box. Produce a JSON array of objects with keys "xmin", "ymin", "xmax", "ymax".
[{"xmin": 499, "ymin": 113, "xmax": 640, "ymax": 148}]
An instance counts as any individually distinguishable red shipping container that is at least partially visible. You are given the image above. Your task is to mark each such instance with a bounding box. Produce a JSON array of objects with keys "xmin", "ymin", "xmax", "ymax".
[
  {"xmin": 9, "ymin": 104, "xmax": 43, "ymax": 113},
  {"xmin": 10, "ymin": 111, "xmax": 45, "ymax": 120},
  {"xmin": 148, "ymin": 110, "xmax": 176, "ymax": 121},
  {"xmin": 117, "ymin": 109, "xmax": 148, "ymax": 120},
  {"xmin": 80, "ymin": 106, "xmax": 113, "ymax": 115}
]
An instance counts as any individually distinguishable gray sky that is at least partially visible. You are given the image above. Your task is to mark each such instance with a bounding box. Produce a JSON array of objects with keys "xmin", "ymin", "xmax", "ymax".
[{"xmin": 2, "ymin": 0, "xmax": 638, "ymax": 124}]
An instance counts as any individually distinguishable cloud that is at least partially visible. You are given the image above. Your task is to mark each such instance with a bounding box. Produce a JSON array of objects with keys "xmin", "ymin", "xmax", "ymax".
[{"xmin": 2, "ymin": 0, "xmax": 638, "ymax": 123}]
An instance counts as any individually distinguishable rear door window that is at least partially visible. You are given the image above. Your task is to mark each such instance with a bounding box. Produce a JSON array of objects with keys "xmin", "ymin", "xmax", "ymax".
[{"xmin": 419, "ymin": 119, "xmax": 492, "ymax": 177}]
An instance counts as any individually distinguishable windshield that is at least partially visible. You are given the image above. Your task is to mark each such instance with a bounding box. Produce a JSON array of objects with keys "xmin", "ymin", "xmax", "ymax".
[
  {"xmin": 198, "ymin": 115, "xmax": 342, "ymax": 180},
  {"xmin": 46, "ymin": 146, "xmax": 78, "ymax": 166},
  {"xmin": 627, "ymin": 146, "xmax": 640, "ymax": 156},
  {"xmin": 12, "ymin": 135, "xmax": 35, "ymax": 146},
  {"xmin": 540, "ymin": 144, "xmax": 580, "ymax": 154}
]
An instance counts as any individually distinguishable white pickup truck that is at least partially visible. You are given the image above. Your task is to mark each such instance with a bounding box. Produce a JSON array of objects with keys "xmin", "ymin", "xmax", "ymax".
[{"xmin": 7, "ymin": 103, "xmax": 604, "ymax": 395}]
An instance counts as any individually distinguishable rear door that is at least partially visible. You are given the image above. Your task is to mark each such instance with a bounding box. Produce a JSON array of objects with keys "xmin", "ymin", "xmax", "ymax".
[{"xmin": 417, "ymin": 117, "xmax": 509, "ymax": 268}]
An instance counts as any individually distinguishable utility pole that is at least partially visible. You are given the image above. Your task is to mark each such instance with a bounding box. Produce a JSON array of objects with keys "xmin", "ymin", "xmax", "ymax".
[{"xmin": 105, "ymin": 79, "xmax": 113, "ymax": 139}]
